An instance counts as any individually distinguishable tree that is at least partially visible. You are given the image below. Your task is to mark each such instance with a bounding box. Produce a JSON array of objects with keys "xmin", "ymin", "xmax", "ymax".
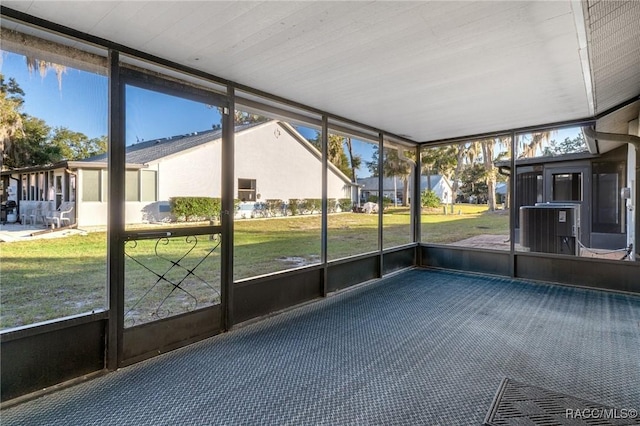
[
  {"xmin": 479, "ymin": 138, "xmax": 496, "ymax": 210},
  {"xmin": 50, "ymin": 127, "xmax": 106, "ymax": 160},
  {"xmin": 344, "ymin": 137, "xmax": 361, "ymax": 183},
  {"xmin": 1, "ymin": 76, "xmax": 63, "ymax": 168},
  {"xmin": 460, "ymin": 163, "xmax": 489, "ymax": 203},
  {"xmin": 1, "ymin": 74, "xmax": 26, "ymax": 168},
  {"xmin": 310, "ymin": 132, "xmax": 352, "ymax": 178},
  {"xmin": 518, "ymin": 131, "xmax": 552, "ymax": 159},
  {"xmin": 234, "ymin": 110, "xmax": 268, "ymax": 125},
  {"xmin": 492, "ymin": 136, "xmax": 511, "ymax": 209},
  {"xmin": 21, "ymin": 116, "xmax": 59, "ymax": 166},
  {"xmin": 420, "ymin": 145, "xmax": 459, "ymax": 210},
  {"xmin": 366, "ymin": 145, "xmax": 414, "ymax": 205},
  {"xmin": 1, "ymin": 74, "xmax": 107, "ymax": 168},
  {"xmin": 421, "ymin": 189, "xmax": 440, "ymax": 208},
  {"xmin": 421, "ymin": 146, "xmax": 458, "ymax": 181},
  {"xmin": 542, "ymin": 133, "xmax": 587, "ymax": 156}
]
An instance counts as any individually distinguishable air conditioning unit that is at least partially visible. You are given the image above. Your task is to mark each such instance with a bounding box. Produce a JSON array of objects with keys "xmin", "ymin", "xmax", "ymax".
[{"xmin": 520, "ymin": 204, "xmax": 580, "ymax": 255}]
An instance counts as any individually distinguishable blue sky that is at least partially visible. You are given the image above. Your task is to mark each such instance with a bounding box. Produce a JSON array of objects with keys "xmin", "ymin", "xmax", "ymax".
[
  {"xmin": 1, "ymin": 49, "xmax": 378, "ymax": 177},
  {"xmin": 2, "ymin": 50, "xmax": 339, "ymax": 146},
  {"xmin": 1, "ymin": 51, "xmax": 108, "ymax": 140}
]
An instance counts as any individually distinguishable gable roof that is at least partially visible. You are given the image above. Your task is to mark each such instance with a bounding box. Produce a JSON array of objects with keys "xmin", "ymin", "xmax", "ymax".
[
  {"xmin": 5, "ymin": 120, "xmax": 354, "ymax": 186},
  {"xmin": 78, "ymin": 119, "xmax": 354, "ymax": 185},
  {"xmin": 81, "ymin": 122, "xmax": 262, "ymax": 165}
]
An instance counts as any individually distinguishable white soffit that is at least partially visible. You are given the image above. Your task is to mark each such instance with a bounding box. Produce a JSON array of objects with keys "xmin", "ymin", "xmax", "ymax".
[
  {"xmin": 1, "ymin": 1, "xmax": 596, "ymax": 142},
  {"xmin": 585, "ymin": 0, "xmax": 640, "ymax": 115}
]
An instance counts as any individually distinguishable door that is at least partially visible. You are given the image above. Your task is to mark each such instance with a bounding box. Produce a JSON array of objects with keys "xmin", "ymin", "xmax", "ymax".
[
  {"xmin": 119, "ymin": 69, "xmax": 228, "ymax": 364},
  {"xmin": 544, "ymin": 165, "xmax": 591, "ymax": 248},
  {"xmin": 54, "ymin": 173, "xmax": 63, "ymax": 208}
]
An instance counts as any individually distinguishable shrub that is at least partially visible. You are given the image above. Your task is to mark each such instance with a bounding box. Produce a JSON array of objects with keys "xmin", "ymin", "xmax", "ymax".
[
  {"xmin": 288, "ymin": 199, "xmax": 300, "ymax": 216},
  {"xmin": 301, "ymin": 198, "xmax": 321, "ymax": 214},
  {"xmin": 421, "ymin": 189, "xmax": 441, "ymax": 208},
  {"xmin": 337, "ymin": 198, "xmax": 352, "ymax": 212},
  {"xmin": 170, "ymin": 197, "xmax": 221, "ymax": 222},
  {"xmin": 265, "ymin": 199, "xmax": 283, "ymax": 216}
]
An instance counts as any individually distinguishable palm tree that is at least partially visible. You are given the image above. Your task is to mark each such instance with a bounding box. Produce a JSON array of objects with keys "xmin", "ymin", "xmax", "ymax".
[{"xmin": 384, "ymin": 147, "xmax": 415, "ymax": 206}]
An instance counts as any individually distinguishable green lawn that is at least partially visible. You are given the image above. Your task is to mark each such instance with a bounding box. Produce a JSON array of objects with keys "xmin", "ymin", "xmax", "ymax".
[
  {"xmin": 1, "ymin": 204, "xmax": 507, "ymax": 329},
  {"xmin": 422, "ymin": 204, "xmax": 509, "ymax": 244}
]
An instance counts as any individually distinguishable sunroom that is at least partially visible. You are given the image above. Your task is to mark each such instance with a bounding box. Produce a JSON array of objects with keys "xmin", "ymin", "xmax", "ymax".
[{"xmin": 1, "ymin": 2, "xmax": 639, "ymax": 424}]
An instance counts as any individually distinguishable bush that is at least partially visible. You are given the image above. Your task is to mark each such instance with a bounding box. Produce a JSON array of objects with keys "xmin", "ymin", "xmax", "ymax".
[
  {"xmin": 170, "ymin": 197, "xmax": 221, "ymax": 222},
  {"xmin": 337, "ymin": 198, "xmax": 352, "ymax": 212},
  {"xmin": 421, "ymin": 189, "xmax": 441, "ymax": 208},
  {"xmin": 288, "ymin": 199, "xmax": 300, "ymax": 216},
  {"xmin": 265, "ymin": 199, "xmax": 283, "ymax": 216},
  {"xmin": 301, "ymin": 198, "xmax": 321, "ymax": 214}
]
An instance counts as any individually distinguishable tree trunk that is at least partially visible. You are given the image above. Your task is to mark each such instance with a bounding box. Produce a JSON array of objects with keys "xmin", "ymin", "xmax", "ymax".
[
  {"xmin": 481, "ymin": 140, "xmax": 497, "ymax": 211},
  {"xmin": 402, "ymin": 177, "xmax": 410, "ymax": 206},
  {"xmin": 346, "ymin": 137, "xmax": 357, "ymax": 183}
]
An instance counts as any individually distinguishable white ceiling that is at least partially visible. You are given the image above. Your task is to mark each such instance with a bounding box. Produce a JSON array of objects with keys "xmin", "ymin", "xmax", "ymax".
[{"xmin": 2, "ymin": 1, "xmax": 638, "ymax": 143}]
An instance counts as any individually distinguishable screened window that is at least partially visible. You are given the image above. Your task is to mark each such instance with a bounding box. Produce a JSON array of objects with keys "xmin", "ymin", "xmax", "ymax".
[
  {"xmin": 238, "ymin": 178, "xmax": 256, "ymax": 202},
  {"xmin": 82, "ymin": 170, "xmax": 101, "ymax": 201},
  {"xmin": 126, "ymin": 170, "xmax": 139, "ymax": 202},
  {"xmin": 0, "ymin": 36, "xmax": 108, "ymax": 330},
  {"xmin": 140, "ymin": 170, "xmax": 157, "ymax": 202},
  {"xmin": 553, "ymin": 173, "xmax": 581, "ymax": 201},
  {"xmin": 123, "ymin": 78, "xmax": 222, "ymax": 326},
  {"xmin": 593, "ymin": 162, "xmax": 624, "ymax": 233},
  {"xmin": 421, "ymin": 136, "xmax": 510, "ymax": 250}
]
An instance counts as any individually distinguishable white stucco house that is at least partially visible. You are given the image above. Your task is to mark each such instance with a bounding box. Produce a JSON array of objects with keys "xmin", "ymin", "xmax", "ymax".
[
  {"xmin": 358, "ymin": 174, "xmax": 454, "ymax": 205},
  {"xmin": 1, "ymin": 121, "xmax": 354, "ymax": 227}
]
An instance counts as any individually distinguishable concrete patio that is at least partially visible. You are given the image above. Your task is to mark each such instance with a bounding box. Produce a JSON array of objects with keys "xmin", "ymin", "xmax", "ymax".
[{"xmin": 0, "ymin": 223, "xmax": 85, "ymax": 243}]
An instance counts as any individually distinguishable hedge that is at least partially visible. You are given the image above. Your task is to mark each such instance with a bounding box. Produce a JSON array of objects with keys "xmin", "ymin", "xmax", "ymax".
[{"xmin": 170, "ymin": 197, "xmax": 221, "ymax": 222}]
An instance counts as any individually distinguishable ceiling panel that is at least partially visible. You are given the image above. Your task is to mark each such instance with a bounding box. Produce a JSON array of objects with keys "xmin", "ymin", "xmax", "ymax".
[{"xmin": 2, "ymin": 1, "xmax": 637, "ymax": 142}]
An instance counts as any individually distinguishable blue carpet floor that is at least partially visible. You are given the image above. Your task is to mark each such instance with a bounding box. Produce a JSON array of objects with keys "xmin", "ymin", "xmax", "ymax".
[{"xmin": 2, "ymin": 268, "xmax": 639, "ymax": 425}]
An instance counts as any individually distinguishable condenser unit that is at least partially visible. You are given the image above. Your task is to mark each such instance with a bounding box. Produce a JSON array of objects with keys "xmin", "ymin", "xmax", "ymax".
[{"xmin": 519, "ymin": 204, "xmax": 580, "ymax": 255}]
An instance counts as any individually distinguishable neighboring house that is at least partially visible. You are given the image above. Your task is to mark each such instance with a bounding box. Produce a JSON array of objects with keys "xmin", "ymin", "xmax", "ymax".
[
  {"xmin": 358, "ymin": 175, "xmax": 454, "ymax": 205},
  {"xmin": 1, "ymin": 121, "xmax": 354, "ymax": 227},
  {"xmin": 495, "ymin": 183, "xmax": 507, "ymax": 205},
  {"xmin": 420, "ymin": 175, "xmax": 454, "ymax": 205}
]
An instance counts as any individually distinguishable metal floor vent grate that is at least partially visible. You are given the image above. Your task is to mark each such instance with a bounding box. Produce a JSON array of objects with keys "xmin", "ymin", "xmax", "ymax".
[{"xmin": 484, "ymin": 378, "xmax": 639, "ymax": 426}]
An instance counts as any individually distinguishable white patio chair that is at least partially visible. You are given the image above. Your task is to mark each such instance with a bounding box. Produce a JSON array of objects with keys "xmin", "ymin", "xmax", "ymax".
[
  {"xmin": 45, "ymin": 202, "xmax": 75, "ymax": 228},
  {"xmin": 20, "ymin": 202, "xmax": 37, "ymax": 227},
  {"xmin": 37, "ymin": 202, "xmax": 55, "ymax": 225},
  {"xmin": 29, "ymin": 201, "xmax": 48, "ymax": 226}
]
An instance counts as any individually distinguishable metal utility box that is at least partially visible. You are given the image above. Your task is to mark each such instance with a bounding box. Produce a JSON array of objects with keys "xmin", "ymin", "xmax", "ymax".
[{"xmin": 520, "ymin": 204, "xmax": 580, "ymax": 255}]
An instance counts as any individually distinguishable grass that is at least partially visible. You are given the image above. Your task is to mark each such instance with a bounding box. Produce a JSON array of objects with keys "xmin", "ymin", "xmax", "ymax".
[
  {"xmin": 422, "ymin": 204, "xmax": 509, "ymax": 244},
  {"xmin": 1, "ymin": 204, "xmax": 507, "ymax": 329}
]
